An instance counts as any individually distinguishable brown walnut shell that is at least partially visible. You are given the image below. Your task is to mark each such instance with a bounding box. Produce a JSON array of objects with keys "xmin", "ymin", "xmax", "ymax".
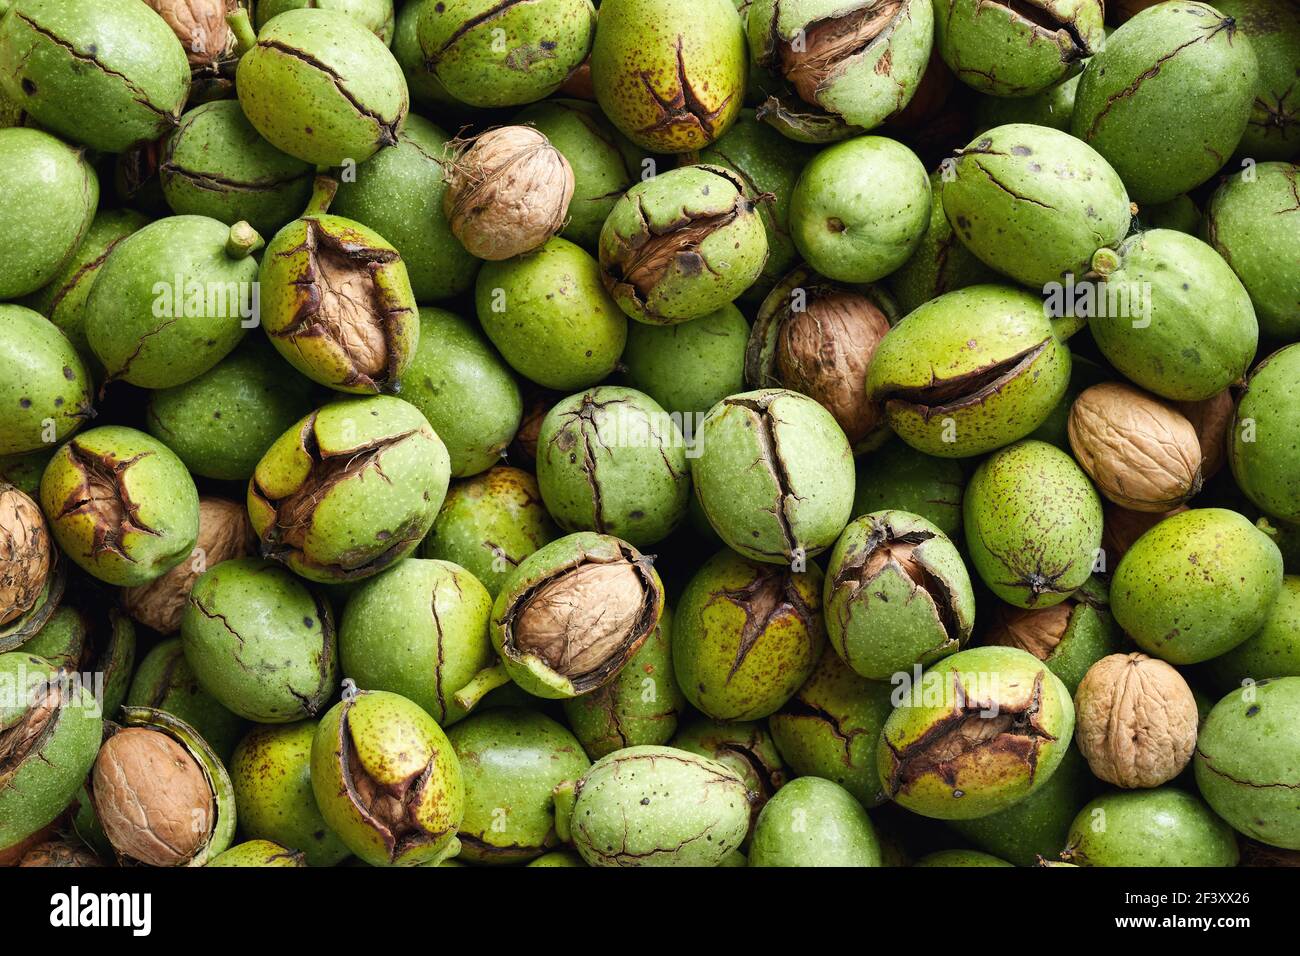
[
  {"xmin": 1174, "ymin": 388, "xmax": 1233, "ymax": 480},
  {"xmin": 0, "ymin": 483, "xmax": 52, "ymax": 627},
  {"xmin": 143, "ymin": 0, "xmax": 236, "ymax": 69},
  {"xmin": 1101, "ymin": 502, "xmax": 1188, "ymax": 566},
  {"xmin": 19, "ymin": 839, "xmax": 103, "ymax": 867}
]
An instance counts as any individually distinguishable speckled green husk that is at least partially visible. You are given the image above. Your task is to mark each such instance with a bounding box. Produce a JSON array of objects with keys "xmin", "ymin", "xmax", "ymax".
[
  {"xmin": 971, "ymin": 75, "xmax": 1081, "ymax": 136},
  {"xmin": 864, "ymin": 285, "xmax": 1074, "ymax": 458},
  {"xmin": 247, "ymin": 397, "xmax": 450, "ymax": 583},
  {"xmin": 1089, "ymin": 230, "xmax": 1257, "ymax": 402},
  {"xmin": 670, "ymin": 718, "xmax": 787, "ymax": 837},
  {"xmin": 1071, "ymin": 2, "xmax": 1259, "ymax": 203},
  {"xmin": 537, "ymin": 386, "xmax": 690, "ymax": 547},
  {"xmin": 1113, "ymin": 508, "xmax": 1283, "ymax": 664},
  {"xmin": 85, "ymin": 216, "xmax": 258, "ymax": 389},
  {"xmin": 421, "ymin": 467, "xmax": 559, "ymax": 598},
  {"xmin": 598, "ymin": 165, "xmax": 768, "ymax": 324},
  {"xmin": 1230, "ymin": 345, "xmax": 1300, "ymax": 523},
  {"xmin": 0, "ymin": 129, "xmax": 97, "ymax": 302},
  {"xmin": 0, "ymin": 0, "xmax": 190, "ymax": 153},
  {"xmin": 1204, "ymin": 163, "xmax": 1300, "ymax": 340},
  {"xmin": 234, "ymin": 9, "xmax": 407, "ymax": 166},
  {"xmin": 230, "ymin": 720, "xmax": 351, "ymax": 867},
  {"xmin": 554, "ymin": 745, "xmax": 751, "ymax": 866},
  {"xmin": 332, "ymin": 116, "xmax": 479, "ymax": 303},
  {"xmin": 824, "ymin": 510, "xmax": 975, "ymax": 679},
  {"xmin": 159, "ymin": 100, "xmax": 314, "ymax": 239},
  {"xmin": 590, "ymin": 0, "xmax": 746, "ymax": 153},
  {"xmin": 943, "ymin": 124, "xmax": 1131, "ymax": 288},
  {"xmin": 621, "ymin": 304, "xmax": 748, "ymax": 420},
  {"xmin": 1215, "ymin": 0, "xmax": 1300, "ymax": 160},
  {"xmin": 1063, "ymin": 787, "xmax": 1239, "ymax": 866},
  {"xmin": 851, "ymin": 439, "xmax": 965, "ymax": 542},
  {"xmin": 145, "ymin": 339, "xmax": 315, "ymax": 483},
  {"xmin": 749, "ymin": 776, "xmax": 881, "ymax": 867},
  {"xmin": 788, "ymin": 136, "xmax": 929, "ymax": 284},
  {"xmin": 965, "ymin": 441, "xmax": 1102, "ymax": 609},
  {"xmin": 447, "ymin": 708, "xmax": 590, "ymax": 864},
  {"xmin": 0, "ymin": 652, "xmax": 103, "ymax": 852},
  {"xmin": 182, "ymin": 558, "xmax": 338, "ymax": 722},
  {"xmin": 0, "ymin": 305, "xmax": 92, "ymax": 457},
  {"xmin": 915, "ymin": 849, "xmax": 1013, "ymax": 867},
  {"xmin": 694, "ymin": 389, "xmax": 854, "ymax": 563},
  {"xmin": 476, "ymin": 237, "xmax": 627, "ymax": 390},
  {"xmin": 996, "ymin": 576, "xmax": 1125, "ymax": 694},
  {"xmin": 1141, "ymin": 194, "xmax": 1202, "ymax": 234},
  {"xmin": 17, "ymin": 606, "xmax": 135, "ymax": 718},
  {"xmin": 768, "ymin": 650, "xmax": 894, "ymax": 807},
  {"xmin": 419, "ymin": 0, "xmax": 594, "ymax": 108},
  {"xmin": 256, "ymin": 0, "xmax": 395, "ymax": 43},
  {"xmin": 1195, "ymin": 678, "xmax": 1300, "ymax": 849},
  {"xmin": 340, "ymin": 558, "xmax": 493, "ymax": 727},
  {"xmin": 311, "ymin": 689, "xmax": 465, "ymax": 867},
  {"xmin": 563, "ymin": 605, "xmax": 684, "ymax": 759},
  {"xmin": 0, "ymin": 450, "xmax": 53, "ymax": 500},
  {"xmin": 40, "ymin": 426, "xmax": 199, "ymax": 587},
  {"xmin": 393, "ymin": 0, "xmax": 461, "ymax": 110},
  {"xmin": 126, "ymin": 638, "xmax": 246, "ymax": 764},
  {"xmin": 1028, "ymin": 354, "xmax": 1109, "ymax": 452},
  {"xmin": 207, "ymin": 840, "xmax": 307, "ymax": 867},
  {"xmin": 1207, "ymin": 576, "xmax": 1300, "ymax": 687},
  {"xmin": 673, "ymin": 548, "xmax": 825, "ymax": 721},
  {"xmin": 878, "ymin": 645, "xmax": 1076, "ymax": 819},
  {"xmin": 527, "ymin": 849, "xmax": 585, "ymax": 866}
]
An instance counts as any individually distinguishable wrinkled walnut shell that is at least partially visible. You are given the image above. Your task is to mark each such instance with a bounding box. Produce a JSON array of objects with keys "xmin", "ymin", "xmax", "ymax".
[
  {"xmin": 1068, "ymin": 382, "xmax": 1203, "ymax": 512},
  {"xmin": 0, "ymin": 483, "xmax": 52, "ymax": 627},
  {"xmin": 514, "ymin": 561, "xmax": 647, "ymax": 678},
  {"xmin": 143, "ymin": 0, "xmax": 235, "ymax": 69},
  {"xmin": 19, "ymin": 839, "xmax": 103, "ymax": 867},
  {"xmin": 986, "ymin": 601, "xmax": 1075, "ymax": 660},
  {"xmin": 1074, "ymin": 652, "xmax": 1198, "ymax": 789},
  {"xmin": 1174, "ymin": 389, "xmax": 1233, "ymax": 480}
]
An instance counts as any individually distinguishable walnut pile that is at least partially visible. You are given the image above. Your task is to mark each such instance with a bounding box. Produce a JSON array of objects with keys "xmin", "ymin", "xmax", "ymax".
[{"xmin": 0, "ymin": 483, "xmax": 52, "ymax": 626}]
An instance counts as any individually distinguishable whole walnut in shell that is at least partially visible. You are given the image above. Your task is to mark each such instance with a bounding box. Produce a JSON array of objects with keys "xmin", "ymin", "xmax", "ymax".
[
  {"xmin": 1101, "ymin": 502, "xmax": 1188, "ymax": 564},
  {"xmin": 0, "ymin": 482, "xmax": 52, "ymax": 626},
  {"xmin": 1074, "ymin": 652, "xmax": 1198, "ymax": 789},
  {"xmin": 1068, "ymin": 382, "xmax": 1203, "ymax": 512},
  {"xmin": 92, "ymin": 728, "xmax": 214, "ymax": 867},
  {"xmin": 19, "ymin": 839, "xmax": 103, "ymax": 867},
  {"xmin": 1174, "ymin": 388, "xmax": 1234, "ymax": 480},
  {"xmin": 122, "ymin": 497, "xmax": 254, "ymax": 634},
  {"xmin": 443, "ymin": 126, "xmax": 574, "ymax": 261},
  {"xmin": 143, "ymin": 0, "xmax": 235, "ymax": 69}
]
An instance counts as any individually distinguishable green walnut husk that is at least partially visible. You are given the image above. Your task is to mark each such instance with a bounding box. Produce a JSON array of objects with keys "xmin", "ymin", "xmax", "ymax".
[
  {"xmin": 537, "ymin": 386, "xmax": 690, "ymax": 547},
  {"xmin": 671, "ymin": 717, "xmax": 787, "ymax": 837},
  {"xmin": 421, "ymin": 466, "xmax": 559, "ymax": 598},
  {"xmin": 673, "ymin": 548, "xmax": 825, "ymax": 721},
  {"xmin": 230, "ymin": 720, "xmax": 353, "ymax": 867},
  {"xmin": 247, "ymin": 396, "xmax": 450, "ymax": 583},
  {"xmin": 1088, "ymin": 229, "xmax": 1258, "ymax": 402},
  {"xmin": 694, "ymin": 388, "xmax": 855, "ymax": 563},
  {"xmin": 589, "ymin": 0, "xmax": 746, "ymax": 153},
  {"xmin": 1062, "ymin": 787, "xmax": 1239, "ymax": 866},
  {"xmin": 311, "ymin": 688, "xmax": 465, "ymax": 867},
  {"xmin": 476, "ymin": 237, "xmax": 627, "ymax": 390},
  {"xmin": 1195, "ymin": 678, "xmax": 1300, "ymax": 850},
  {"xmin": 964, "ymin": 440, "xmax": 1103, "ymax": 608},
  {"xmin": 340, "ymin": 558, "xmax": 493, "ymax": 727},
  {"xmin": 1071, "ymin": 2, "xmax": 1259, "ymax": 203},
  {"xmin": 40, "ymin": 426, "xmax": 199, "ymax": 587},
  {"xmin": 824, "ymin": 510, "xmax": 975, "ymax": 680},
  {"xmin": 85, "ymin": 216, "xmax": 260, "ymax": 389},
  {"xmin": 0, "ymin": 652, "xmax": 103, "ymax": 852},
  {"xmin": 1230, "ymin": 345, "xmax": 1300, "ymax": 524},
  {"xmin": 1111, "ymin": 508, "xmax": 1284, "ymax": 665},
  {"xmin": 598, "ymin": 164, "xmax": 768, "ymax": 324},
  {"xmin": 392, "ymin": 0, "xmax": 462, "ymax": 111},
  {"xmin": 915, "ymin": 849, "xmax": 1013, "ymax": 867},
  {"xmin": 562, "ymin": 605, "xmax": 684, "ymax": 760},
  {"xmin": 1027, "ymin": 353, "xmax": 1110, "ymax": 452},
  {"xmin": 1206, "ymin": 576, "xmax": 1300, "ymax": 687},
  {"xmin": 1204, "ymin": 163, "xmax": 1300, "ymax": 341},
  {"xmin": 17, "ymin": 605, "xmax": 135, "ymax": 719},
  {"xmin": 749, "ymin": 776, "xmax": 881, "ymax": 867},
  {"xmin": 0, "ymin": 493, "xmax": 64, "ymax": 654},
  {"xmin": 1215, "ymin": 0, "xmax": 1300, "ymax": 161},
  {"xmin": 527, "ymin": 849, "xmax": 585, "ymax": 867},
  {"xmin": 0, "ymin": 305, "xmax": 92, "ymax": 457},
  {"xmin": 1140, "ymin": 194, "xmax": 1202, "ymax": 235},
  {"xmin": 0, "ymin": 0, "xmax": 190, "ymax": 153},
  {"xmin": 971, "ymin": 74, "xmax": 1081, "ymax": 136},
  {"xmin": 256, "ymin": 0, "xmax": 395, "ymax": 43},
  {"xmin": 0, "ymin": 450, "xmax": 54, "ymax": 500},
  {"xmin": 768, "ymin": 649, "xmax": 894, "ymax": 807},
  {"xmin": 553, "ymin": 745, "xmax": 751, "ymax": 866},
  {"xmin": 207, "ymin": 840, "xmax": 307, "ymax": 867},
  {"xmin": 159, "ymin": 99, "xmax": 314, "ymax": 238},
  {"xmin": 487, "ymin": 532, "xmax": 665, "ymax": 700},
  {"xmin": 126, "ymin": 637, "xmax": 246, "ymax": 764},
  {"xmin": 943, "ymin": 123, "xmax": 1131, "ymax": 288},
  {"xmin": 0, "ymin": 129, "xmax": 99, "ymax": 301},
  {"xmin": 145, "ymin": 338, "xmax": 315, "ymax": 483},
  {"xmin": 852, "ymin": 439, "xmax": 965, "ymax": 544},
  {"xmin": 788, "ymin": 135, "xmax": 930, "ymax": 284},
  {"xmin": 231, "ymin": 8, "xmax": 407, "ymax": 166},
  {"xmin": 622, "ymin": 304, "xmax": 749, "ymax": 421},
  {"xmin": 864, "ymin": 285, "xmax": 1077, "ymax": 458},
  {"xmin": 746, "ymin": 0, "xmax": 934, "ymax": 142},
  {"xmin": 878, "ymin": 645, "xmax": 1076, "ymax": 820},
  {"xmin": 182, "ymin": 557, "xmax": 338, "ymax": 722},
  {"xmin": 447, "ymin": 708, "xmax": 590, "ymax": 864},
  {"xmin": 332, "ymin": 115, "xmax": 479, "ymax": 303},
  {"xmin": 418, "ymin": 0, "xmax": 594, "ymax": 108}
]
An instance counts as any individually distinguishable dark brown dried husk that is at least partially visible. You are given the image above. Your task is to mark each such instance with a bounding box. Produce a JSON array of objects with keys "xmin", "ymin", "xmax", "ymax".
[{"xmin": 0, "ymin": 484, "xmax": 52, "ymax": 627}]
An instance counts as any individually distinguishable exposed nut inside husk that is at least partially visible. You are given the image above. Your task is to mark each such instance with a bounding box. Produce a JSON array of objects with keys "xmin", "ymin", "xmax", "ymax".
[
  {"xmin": 986, "ymin": 601, "xmax": 1075, "ymax": 660},
  {"xmin": 833, "ymin": 525, "xmax": 960, "ymax": 641},
  {"xmin": 1101, "ymin": 502, "xmax": 1187, "ymax": 564},
  {"xmin": 92, "ymin": 728, "xmax": 214, "ymax": 867},
  {"xmin": 19, "ymin": 839, "xmax": 103, "ymax": 867},
  {"xmin": 122, "ymin": 497, "xmax": 254, "ymax": 634},
  {"xmin": 775, "ymin": 1, "xmax": 905, "ymax": 105},
  {"xmin": 341, "ymin": 716, "xmax": 443, "ymax": 860},
  {"xmin": 0, "ymin": 483, "xmax": 52, "ymax": 626},
  {"xmin": 143, "ymin": 0, "xmax": 235, "ymax": 69},
  {"xmin": 878, "ymin": 339, "xmax": 1051, "ymax": 418},
  {"xmin": 0, "ymin": 677, "xmax": 61, "ymax": 784},
  {"xmin": 443, "ymin": 126, "xmax": 574, "ymax": 261},
  {"xmin": 1174, "ymin": 389, "xmax": 1233, "ymax": 480},
  {"xmin": 51, "ymin": 441, "xmax": 155, "ymax": 562},
  {"xmin": 1068, "ymin": 382, "xmax": 1203, "ymax": 512},
  {"xmin": 1074, "ymin": 652, "xmax": 1198, "ymax": 789}
]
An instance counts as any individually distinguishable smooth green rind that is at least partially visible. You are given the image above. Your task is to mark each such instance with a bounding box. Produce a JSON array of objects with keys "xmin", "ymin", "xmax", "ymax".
[
  {"xmin": 1063, "ymin": 787, "xmax": 1239, "ymax": 866},
  {"xmin": 621, "ymin": 304, "xmax": 748, "ymax": 420},
  {"xmin": 126, "ymin": 638, "xmax": 245, "ymax": 764},
  {"xmin": 748, "ymin": 777, "xmax": 881, "ymax": 867},
  {"xmin": 256, "ymin": 0, "xmax": 395, "ymax": 43},
  {"xmin": 1214, "ymin": 0, "xmax": 1300, "ymax": 161},
  {"xmin": 1207, "ymin": 577, "xmax": 1300, "ymax": 687},
  {"xmin": 0, "ymin": 305, "xmax": 92, "ymax": 457},
  {"xmin": 207, "ymin": 840, "xmax": 307, "ymax": 867},
  {"xmin": 1230, "ymin": 344, "xmax": 1300, "ymax": 523},
  {"xmin": 852, "ymin": 439, "xmax": 965, "ymax": 543}
]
